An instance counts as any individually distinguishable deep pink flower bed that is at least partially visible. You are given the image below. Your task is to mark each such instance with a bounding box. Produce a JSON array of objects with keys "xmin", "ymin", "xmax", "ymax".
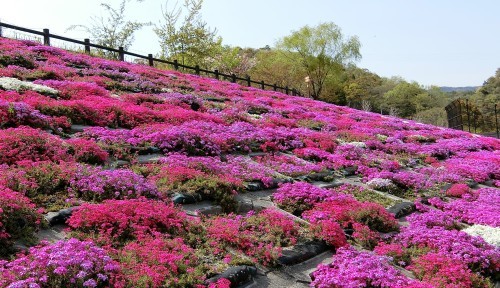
[{"xmin": 0, "ymin": 38, "xmax": 498, "ymax": 287}]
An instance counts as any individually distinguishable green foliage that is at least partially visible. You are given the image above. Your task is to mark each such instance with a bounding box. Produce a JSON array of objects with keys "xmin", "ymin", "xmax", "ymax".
[
  {"xmin": 207, "ymin": 46, "xmax": 256, "ymax": 75},
  {"xmin": 383, "ymin": 81, "xmax": 425, "ymax": 118},
  {"xmin": 469, "ymin": 68, "xmax": 500, "ymax": 132},
  {"xmin": 277, "ymin": 22, "xmax": 361, "ymax": 100},
  {"xmin": 342, "ymin": 67, "xmax": 384, "ymax": 110},
  {"xmin": 248, "ymin": 48, "xmax": 307, "ymax": 92},
  {"xmin": 413, "ymin": 107, "xmax": 448, "ymax": 127},
  {"xmin": 343, "ymin": 188, "xmax": 400, "ymax": 208}
]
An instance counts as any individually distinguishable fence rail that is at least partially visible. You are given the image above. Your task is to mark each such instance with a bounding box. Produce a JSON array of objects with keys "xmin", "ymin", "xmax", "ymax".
[
  {"xmin": 0, "ymin": 21, "xmax": 302, "ymax": 96},
  {"xmin": 445, "ymin": 98, "xmax": 499, "ymax": 138}
]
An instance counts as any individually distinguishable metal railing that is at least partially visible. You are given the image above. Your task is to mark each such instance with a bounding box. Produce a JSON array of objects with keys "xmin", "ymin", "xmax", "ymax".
[
  {"xmin": 0, "ymin": 21, "xmax": 302, "ymax": 96},
  {"xmin": 445, "ymin": 98, "xmax": 499, "ymax": 138}
]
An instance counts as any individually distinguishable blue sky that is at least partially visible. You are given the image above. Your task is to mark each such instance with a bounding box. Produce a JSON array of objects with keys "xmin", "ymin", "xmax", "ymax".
[{"xmin": 1, "ymin": 0, "xmax": 499, "ymax": 87}]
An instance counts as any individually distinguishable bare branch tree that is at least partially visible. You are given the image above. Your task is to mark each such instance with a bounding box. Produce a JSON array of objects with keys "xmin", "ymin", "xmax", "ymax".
[
  {"xmin": 389, "ymin": 107, "xmax": 399, "ymax": 117},
  {"xmin": 154, "ymin": 0, "xmax": 221, "ymax": 67},
  {"xmin": 361, "ymin": 100, "xmax": 372, "ymax": 112},
  {"xmin": 67, "ymin": 0, "xmax": 150, "ymax": 59}
]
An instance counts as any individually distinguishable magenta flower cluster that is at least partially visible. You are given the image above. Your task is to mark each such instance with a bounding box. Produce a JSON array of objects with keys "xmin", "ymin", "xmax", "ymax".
[
  {"xmin": 310, "ymin": 246, "xmax": 415, "ymax": 288},
  {"xmin": 0, "ymin": 35, "xmax": 498, "ymax": 287},
  {"xmin": 0, "ymin": 238, "xmax": 120, "ymax": 288}
]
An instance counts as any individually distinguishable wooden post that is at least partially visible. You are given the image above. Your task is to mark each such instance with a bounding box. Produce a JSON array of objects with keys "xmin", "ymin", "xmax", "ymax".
[
  {"xmin": 273, "ymin": 83, "xmax": 277, "ymax": 91},
  {"xmin": 118, "ymin": 47, "xmax": 125, "ymax": 61},
  {"xmin": 261, "ymin": 80, "xmax": 265, "ymax": 90},
  {"xmin": 84, "ymin": 39, "xmax": 90, "ymax": 54},
  {"xmin": 148, "ymin": 54, "xmax": 154, "ymax": 66},
  {"xmin": 214, "ymin": 69, "xmax": 219, "ymax": 80},
  {"xmin": 246, "ymin": 75, "xmax": 251, "ymax": 87},
  {"xmin": 173, "ymin": 59, "xmax": 179, "ymax": 70},
  {"xmin": 231, "ymin": 74, "xmax": 236, "ymax": 83},
  {"xmin": 43, "ymin": 29, "xmax": 50, "ymax": 46},
  {"xmin": 195, "ymin": 65, "xmax": 200, "ymax": 75}
]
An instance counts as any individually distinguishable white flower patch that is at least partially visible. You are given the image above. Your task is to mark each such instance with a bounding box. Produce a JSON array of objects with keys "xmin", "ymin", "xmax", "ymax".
[
  {"xmin": 339, "ymin": 141, "xmax": 367, "ymax": 149},
  {"xmin": 367, "ymin": 178, "xmax": 397, "ymax": 192},
  {"xmin": 0, "ymin": 77, "xmax": 59, "ymax": 96},
  {"xmin": 463, "ymin": 224, "xmax": 500, "ymax": 247}
]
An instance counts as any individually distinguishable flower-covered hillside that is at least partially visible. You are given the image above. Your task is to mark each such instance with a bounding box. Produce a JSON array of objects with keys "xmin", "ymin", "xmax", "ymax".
[{"xmin": 0, "ymin": 37, "xmax": 499, "ymax": 287}]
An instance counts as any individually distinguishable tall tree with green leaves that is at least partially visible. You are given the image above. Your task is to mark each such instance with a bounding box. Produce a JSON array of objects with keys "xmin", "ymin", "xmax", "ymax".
[
  {"xmin": 276, "ymin": 22, "xmax": 361, "ymax": 100},
  {"xmin": 155, "ymin": 0, "xmax": 221, "ymax": 68},
  {"xmin": 248, "ymin": 48, "xmax": 307, "ymax": 92},
  {"xmin": 382, "ymin": 81, "xmax": 426, "ymax": 118},
  {"xmin": 68, "ymin": 0, "xmax": 150, "ymax": 59}
]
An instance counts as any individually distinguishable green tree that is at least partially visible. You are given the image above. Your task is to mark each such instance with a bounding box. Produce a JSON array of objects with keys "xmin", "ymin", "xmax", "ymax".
[
  {"xmin": 342, "ymin": 67, "xmax": 383, "ymax": 109},
  {"xmin": 207, "ymin": 46, "xmax": 257, "ymax": 75},
  {"xmin": 68, "ymin": 0, "xmax": 150, "ymax": 59},
  {"xmin": 155, "ymin": 0, "xmax": 222, "ymax": 68},
  {"xmin": 276, "ymin": 22, "xmax": 361, "ymax": 100},
  {"xmin": 248, "ymin": 48, "xmax": 307, "ymax": 93},
  {"xmin": 413, "ymin": 107, "xmax": 448, "ymax": 127},
  {"xmin": 382, "ymin": 81, "xmax": 425, "ymax": 118},
  {"xmin": 470, "ymin": 68, "xmax": 500, "ymax": 131}
]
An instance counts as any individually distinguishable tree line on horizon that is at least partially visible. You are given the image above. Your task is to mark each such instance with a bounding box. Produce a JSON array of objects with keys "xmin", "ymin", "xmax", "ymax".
[{"xmin": 71, "ymin": 0, "xmax": 499, "ymax": 132}]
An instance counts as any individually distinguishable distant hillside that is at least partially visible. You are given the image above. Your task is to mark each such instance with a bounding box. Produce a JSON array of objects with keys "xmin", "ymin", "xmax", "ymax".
[{"xmin": 440, "ymin": 86, "xmax": 478, "ymax": 93}]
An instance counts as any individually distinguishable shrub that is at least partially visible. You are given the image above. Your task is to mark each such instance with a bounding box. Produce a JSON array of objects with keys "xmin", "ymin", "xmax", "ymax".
[
  {"xmin": 438, "ymin": 188, "xmax": 500, "ymax": 227},
  {"xmin": 0, "ymin": 238, "xmax": 120, "ymax": 287},
  {"xmin": 303, "ymin": 199, "xmax": 399, "ymax": 233},
  {"xmin": 68, "ymin": 199, "xmax": 190, "ymax": 247},
  {"xmin": 0, "ymin": 126, "xmax": 72, "ymax": 165},
  {"xmin": 66, "ymin": 138, "xmax": 109, "ymax": 164},
  {"xmin": 445, "ymin": 183, "xmax": 471, "ymax": 198},
  {"xmin": 332, "ymin": 183, "xmax": 398, "ymax": 207},
  {"xmin": 408, "ymin": 253, "xmax": 491, "ymax": 288},
  {"xmin": 396, "ymin": 226, "xmax": 500, "ymax": 274},
  {"xmin": 309, "ymin": 219, "xmax": 347, "ymax": 249},
  {"xmin": 112, "ymin": 236, "xmax": 206, "ymax": 288},
  {"xmin": 69, "ymin": 167, "xmax": 160, "ymax": 202},
  {"xmin": 310, "ymin": 247, "xmax": 413, "ymax": 288},
  {"xmin": 205, "ymin": 209, "xmax": 301, "ymax": 266},
  {"xmin": 0, "ymin": 161, "xmax": 77, "ymax": 211},
  {"xmin": 146, "ymin": 164, "xmax": 241, "ymax": 212},
  {"xmin": 273, "ymin": 182, "xmax": 354, "ymax": 215},
  {"xmin": 253, "ymin": 154, "xmax": 324, "ymax": 177},
  {"xmin": 0, "ymin": 187, "xmax": 43, "ymax": 257},
  {"xmin": 0, "ymin": 100, "xmax": 49, "ymax": 129}
]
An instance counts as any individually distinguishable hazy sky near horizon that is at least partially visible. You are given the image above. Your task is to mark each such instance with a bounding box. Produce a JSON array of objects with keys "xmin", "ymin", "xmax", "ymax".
[{"xmin": 1, "ymin": 0, "xmax": 499, "ymax": 87}]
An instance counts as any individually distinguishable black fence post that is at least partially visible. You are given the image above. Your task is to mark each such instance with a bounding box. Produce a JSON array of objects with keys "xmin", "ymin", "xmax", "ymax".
[
  {"xmin": 231, "ymin": 74, "xmax": 236, "ymax": 83},
  {"xmin": 148, "ymin": 54, "xmax": 154, "ymax": 66},
  {"xmin": 214, "ymin": 69, "xmax": 219, "ymax": 80},
  {"xmin": 43, "ymin": 29, "xmax": 50, "ymax": 46},
  {"xmin": 292, "ymin": 88, "xmax": 296, "ymax": 96},
  {"xmin": 195, "ymin": 65, "xmax": 200, "ymax": 75},
  {"xmin": 466, "ymin": 99, "xmax": 471, "ymax": 132},
  {"xmin": 285, "ymin": 86, "xmax": 289, "ymax": 95},
  {"xmin": 84, "ymin": 39, "xmax": 91, "ymax": 54},
  {"xmin": 0, "ymin": 21, "xmax": 3, "ymax": 37},
  {"xmin": 246, "ymin": 75, "xmax": 251, "ymax": 87},
  {"xmin": 118, "ymin": 47, "xmax": 124, "ymax": 61},
  {"xmin": 273, "ymin": 83, "xmax": 277, "ymax": 91},
  {"xmin": 173, "ymin": 60, "xmax": 179, "ymax": 70},
  {"xmin": 260, "ymin": 80, "xmax": 265, "ymax": 90},
  {"xmin": 495, "ymin": 103, "xmax": 499, "ymax": 139}
]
